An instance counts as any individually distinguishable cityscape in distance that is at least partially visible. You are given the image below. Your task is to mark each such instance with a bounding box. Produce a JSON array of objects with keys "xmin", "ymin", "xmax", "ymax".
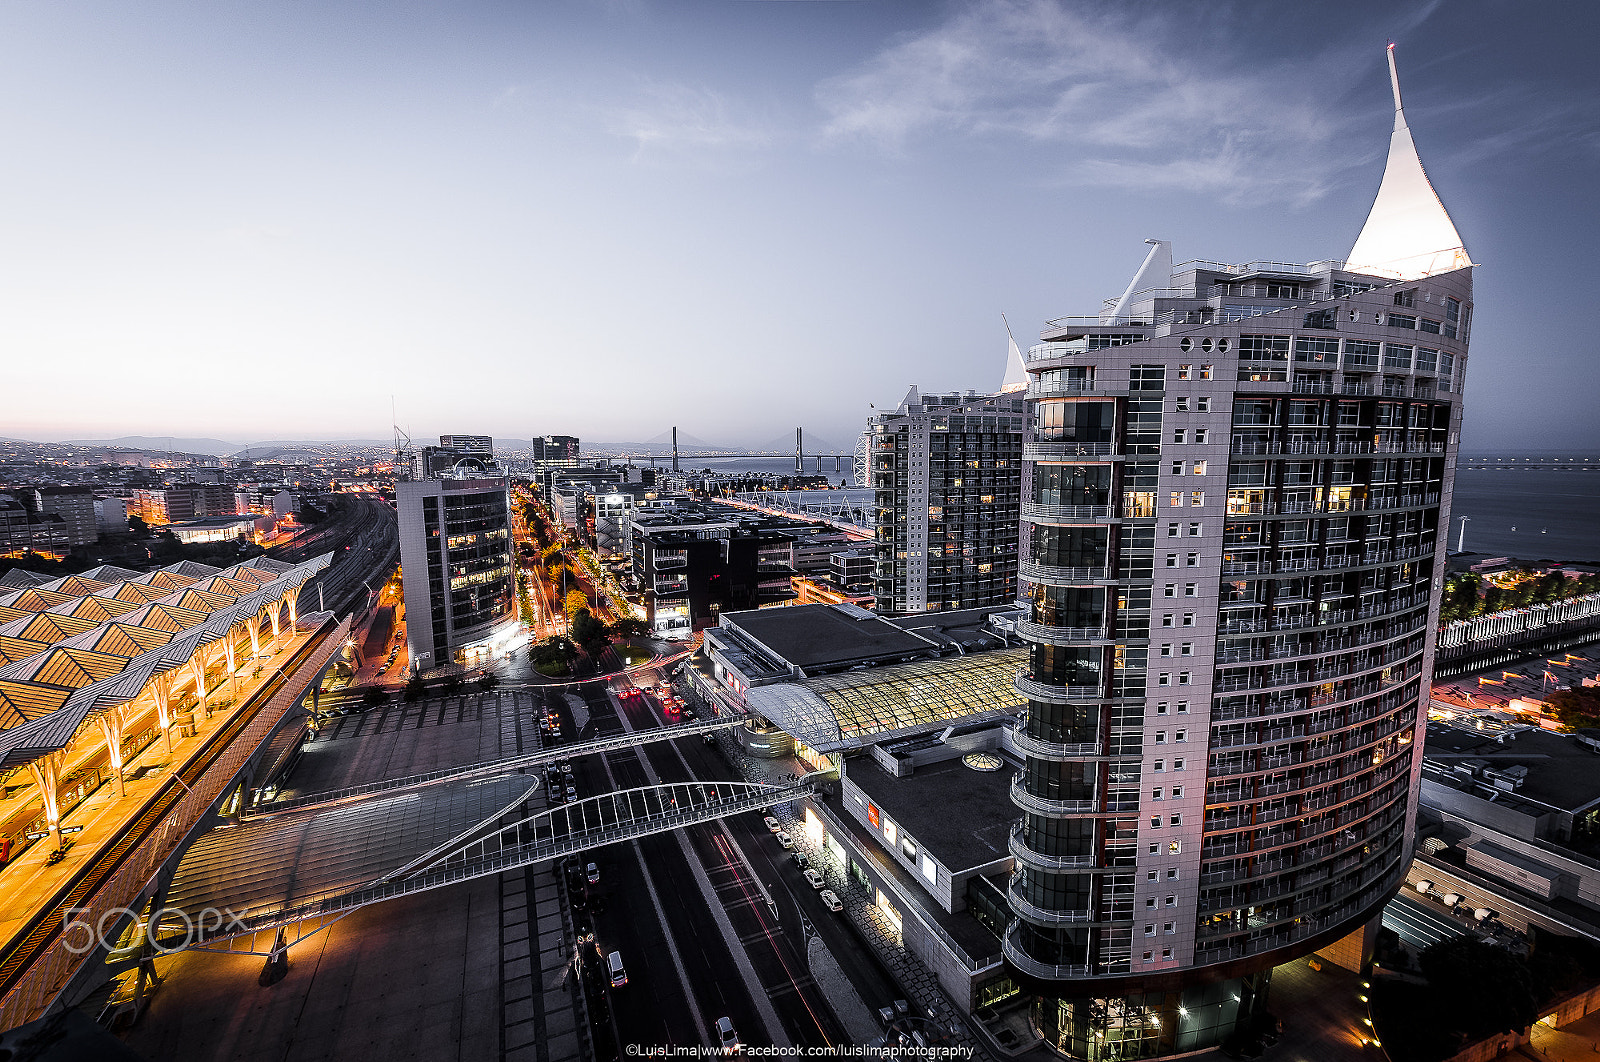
[{"xmin": 3, "ymin": 5, "xmax": 1600, "ymax": 1062}]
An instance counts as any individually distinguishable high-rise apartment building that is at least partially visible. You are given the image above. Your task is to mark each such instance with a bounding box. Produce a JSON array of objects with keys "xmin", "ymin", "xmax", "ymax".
[
  {"xmin": 397, "ymin": 435, "xmax": 515, "ymax": 670},
  {"xmin": 31, "ymin": 487, "xmax": 98, "ymax": 547},
  {"xmin": 131, "ymin": 485, "xmax": 235, "ymax": 525},
  {"xmin": 1006, "ymin": 50, "xmax": 1471, "ymax": 1055},
  {"xmin": 532, "ymin": 435, "xmax": 581, "ymax": 468},
  {"xmin": 870, "ymin": 385, "xmax": 1026, "ymax": 614}
]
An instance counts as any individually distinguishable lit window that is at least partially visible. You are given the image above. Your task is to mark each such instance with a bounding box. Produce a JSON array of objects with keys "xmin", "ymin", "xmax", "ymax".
[
  {"xmin": 883, "ymin": 819, "xmax": 897, "ymax": 846},
  {"xmin": 1170, "ymin": 492, "xmax": 1183, "ymax": 507},
  {"xmin": 1200, "ymin": 364, "xmax": 1213, "ymax": 380},
  {"xmin": 1168, "ymin": 841, "xmax": 1181, "ymax": 854},
  {"xmin": 1192, "ymin": 461, "xmax": 1207, "ymax": 476},
  {"xmin": 1191, "ymin": 491, "xmax": 1205, "ymax": 507},
  {"xmin": 1178, "ymin": 364, "xmax": 1192, "ymax": 380}
]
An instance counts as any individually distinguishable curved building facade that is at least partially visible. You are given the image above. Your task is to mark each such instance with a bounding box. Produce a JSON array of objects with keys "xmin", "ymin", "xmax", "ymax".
[{"xmin": 1005, "ymin": 50, "xmax": 1472, "ymax": 1058}]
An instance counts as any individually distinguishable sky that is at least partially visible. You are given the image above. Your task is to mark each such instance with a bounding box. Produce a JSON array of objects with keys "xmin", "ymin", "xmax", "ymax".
[{"xmin": 2, "ymin": 0, "xmax": 1598, "ymax": 453}]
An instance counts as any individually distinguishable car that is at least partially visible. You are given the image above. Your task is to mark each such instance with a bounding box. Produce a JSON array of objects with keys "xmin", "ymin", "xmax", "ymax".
[
  {"xmin": 586, "ymin": 862, "xmax": 600, "ymax": 884},
  {"xmin": 680, "ymin": 707, "xmax": 697, "ymax": 720},
  {"xmin": 793, "ymin": 852, "xmax": 810, "ymax": 870},
  {"xmin": 803, "ymin": 869, "xmax": 825, "ymax": 890},
  {"xmin": 763, "ymin": 816, "xmax": 780, "ymax": 833},
  {"xmin": 607, "ymin": 950, "xmax": 627, "ymax": 987},
  {"xmin": 775, "ymin": 831, "xmax": 794, "ymax": 849},
  {"xmin": 566, "ymin": 785, "xmax": 577, "ymax": 800},
  {"xmin": 715, "ymin": 1016, "xmax": 740, "ymax": 1052},
  {"xmin": 561, "ymin": 762, "xmax": 573, "ymax": 775},
  {"xmin": 819, "ymin": 889, "xmax": 843, "ymax": 912}
]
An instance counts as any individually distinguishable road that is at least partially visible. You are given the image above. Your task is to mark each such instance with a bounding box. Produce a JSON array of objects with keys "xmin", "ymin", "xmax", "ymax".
[
  {"xmin": 540, "ymin": 680, "xmax": 894, "ymax": 1054},
  {"xmin": 271, "ymin": 493, "xmax": 399, "ymax": 619}
]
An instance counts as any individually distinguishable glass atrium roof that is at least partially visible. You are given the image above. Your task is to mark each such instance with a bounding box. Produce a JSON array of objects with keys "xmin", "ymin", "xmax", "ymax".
[{"xmin": 744, "ymin": 647, "xmax": 1025, "ymax": 753}]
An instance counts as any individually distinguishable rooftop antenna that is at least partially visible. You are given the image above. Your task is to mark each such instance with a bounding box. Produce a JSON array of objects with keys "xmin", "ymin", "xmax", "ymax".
[{"xmin": 392, "ymin": 395, "xmax": 414, "ymax": 481}]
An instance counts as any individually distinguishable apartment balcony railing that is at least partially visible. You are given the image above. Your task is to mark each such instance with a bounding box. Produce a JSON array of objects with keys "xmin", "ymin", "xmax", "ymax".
[
  {"xmin": 1023, "ymin": 440, "xmax": 1118, "ymax": 460},
  {"xmin": 1002, "ymin": 921, "xmax": 1092, "ymax": 980},
  {"xmin": 1011, "ymin": 773, "xmax": 1102, "ymax": 816},
  {"xmin": 1228, "ymin": 439, "xmax": 1448, "ymax": 456},
  {"xmin": 1026, "ymin": 380, "xmax": 1127, "ymax": 398},
  {"xmin": 1220, "ymin": 543, "xmax": 1435, "ymax": 578},
  {"xmin": 1014, "ymin": 671, "xmax": 1106, "ymax": 703},
  {"xmin": 1016, "ymin": 621, "xmax": 1111, "ymax": 645},
  {"xmin": 1217, "ymin": 593, "xmax": 1430, "ymax": 635},
  {"xmin": 1224, "ymin": 493, "xmax": 1439, "ymax": 517},
  {"xmin": 1018, "ymin": 561, "xmax": 1115, "ymax": 585},
  {"xmin": 1009, "ymin": 824, "xmax": 1099, "ymax": 872},
  {"xmin": 1022, "ymin": 501, "xmax": 1118, "ymax": 523},
  {"xmin": 1008, "ymin": 873, "xmax": 1096, "ymax": 926},
  {"xmin": 1008, "ymin": 728, "xmax": 1101, "ymax": 760}
]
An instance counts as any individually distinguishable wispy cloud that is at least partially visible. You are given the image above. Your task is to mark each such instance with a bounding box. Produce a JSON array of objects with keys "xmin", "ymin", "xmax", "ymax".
[
  {"xmin": 814, "ymin": 0, "xmax": 1433, "ymax": 203},
  {"xmin": 604, "ymin": 80, "xmax": 774, "ymax": 165}
]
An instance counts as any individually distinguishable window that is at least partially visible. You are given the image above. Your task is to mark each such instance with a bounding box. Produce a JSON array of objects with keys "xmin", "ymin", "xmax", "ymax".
[
  {"xmin": 1170, "ymin": 492, "xmax": 1183, "ymax": 507},
  {"xmin": 1164, "ymin": 922, "xmax": 1175, "ymax": 934},
  {"xmin": 1194, "ymin": 428, "xmax": 1208, "ymax": 444},
  {"xmin": 1185, "ymin": 552, "xmax": 1198, "ymax": 567},
  {"xmin": 1168, "ymin": 841, "xmax": 1181, "ymax": 853},
  {"xmin": 1155, "ymin": 731, "xmax": 1167, "ymax": 744},
  {"xmin": 1192, "ymin": 461, "xmax": 1206, "ymax": 476},
  {"xmin": 1188, "ymin": 522, "xmax": 1201, "ymax": 537},
  {"xmin": 1164, "ymin": 584, "xmax": 1176, "ymax": 597},
  {"xmin": 1172, "ymin": 461, "xmax": 1185, "ymax": 476},
  {"xmin": 921, "ymin": 854, "xmax": 937, "ymax": 884},
  {"xmin": 1172, "ymin": 429, "xmax": 1187, "ymax": 444},
  {"xmin": 1144, "ymin": 924, "xmax": 1156, "ymax": 937},
  {"xmin": 1182, "ymin": 612, "xmax": 1194, "ymax": 627},
  {"xmin": 1171, "ymin": 785, "xmax": 1183, "ymax": 797},
  {"xmin": 884, "ymin": 819, "xmax": 898, "ymax": 846},
  {"xmin": 1166, "ymin": 553, "xmax": 1178, "ymax": 567},
  {"xmin": 1197, "ymin": 397, "xmax": 1211, "ymax": 412},
  {"xmin": 1146, "ymin": 897, "xmax": 1158, "ymax": 908},
  {"xmin": 1169, "ymin": 814, "xmax": 1182, "ymax": 827},
  {"xmin": 1156, "ymin": 700, "xmax": 1169, "ymax": 713},
  {"xmin": 1165, "ymin": 896, "xmax": 1177, "ymax": 907},
  {"xmin": 1173, "ymin": 758, "xmax": 1186, "ymax": 770},
  {"xmin": 1178, "ymin": 364, "xmax": 1192, "ymax": 380},
  {"xmin": 1158, "ymin": 673, "xmax": 1170, "ymax": 686},
  {"xmin": 1191, "ymin": 491, "xmax": 1205, "ymax": 507},
  {"xmin": 1167, "ymin": 523, "xmax": 1180, "ymax": 537},
  {"xmin": 1175, "ymin": 397, "xmax": 1190, "ymax": 412},
  {"xmin": 1174, "ymin": 728, "xmax": 1188, "ymax": 742},
  {"xmin": 1184, "ymin": 583, "xmax": 1197, "ymax": 596},
  {"xmin": 1160, "ymin": 645, "xmax": 1172, "ymax": 658},
  {"xmin": 1200, "ymin": 364, "xmax": 1213, "ymax": 379},
  {"xmin": 903, "ymin": 837, "xmax": 917, "ymax": 859},
  {"xmin": 1153, "ymin": 759, "xmax": 1165, "ymax": 771},
  {"xmin": 1393, "ymin": 289, "xmax": 1416, "ymax": 307},
  {"xmin": 1180, "ymin": 643, "xmax": 1192, "ymax": 656},
  {"xmin": 1150, "ymin": 817, "xmax": 1162, "ymax": 829},
  {"xmin": 1176, "ymin": 701, "xmax": 1189, "ymax": 714},
  {"xmin": 1147, "ymin": 871, "xmax": 1159, "ymax": 882},
  {"xmin": 1161, "ymin": 614, "xmax": 1174, "ymax": 628},
  {"xmin": 1167, "ymin": 868, "xmax": 1179, "ymax": 880},
  {"xmin": 1163, "ymin": 948, "xmax": 1173, "ymax": 959},
  {"xmin": 1387, "ymin": 313, "xmax": 1417, "ymax": 329},
  {"xmin": 1144, "ymin": 951, "xmax": 1155, "ymax": 962},
  {"xmin": 1130, "ymin": 365, "xmax": 1167, "ymax": 390},
  {"xmin": 1149, "ymin": 843, "xmax": 1160, "ymax": 854}
]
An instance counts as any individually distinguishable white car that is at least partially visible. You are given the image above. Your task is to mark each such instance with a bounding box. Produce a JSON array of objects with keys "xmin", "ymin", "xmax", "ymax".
[
  {"xmin": 819, "ymin": 889, "xmax": 843, "ymax": 913},
  {"xmin": 775, "ymin": 831, "xmax": 794, "ymax": 849},
  {"xmin": 763, "ymin": 816, "xmax": 780, "ymax": 833},
  {"xmin": 586, "ymin": 862, "xmax": 600, "ymax": 884},
  {"xmin": 803, "ymin": 869, "xmax": 825, "ymax": 890}
]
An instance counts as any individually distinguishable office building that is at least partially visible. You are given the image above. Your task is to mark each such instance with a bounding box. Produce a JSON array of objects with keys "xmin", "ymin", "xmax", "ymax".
[
  {"xmin": 131, "ymin": 485, "xmax": 235, "ymax": 525},
  {"xmin": 532, "ymin": 435, "xmax": 581, "ymax": 468},
  {"xmin": 397, "ymin": 435, "xmax": 515, "ymax": 670},
  {"xmin": 32, "ymin": 487, "xmax": 98, "ymax": 548},
  {"xmin": 870, "ymin": 384, "xmax": 1025, "ymax": 615},
  {"xmin": 1004, "ymin": 50, "xmax": 1470, "ymax": 1055}
]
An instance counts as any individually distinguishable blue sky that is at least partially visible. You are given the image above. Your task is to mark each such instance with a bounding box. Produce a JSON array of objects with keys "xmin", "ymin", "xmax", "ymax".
[{"xmin": 2, "ymin": 0, "xmax": 1597, "ymax": 451}]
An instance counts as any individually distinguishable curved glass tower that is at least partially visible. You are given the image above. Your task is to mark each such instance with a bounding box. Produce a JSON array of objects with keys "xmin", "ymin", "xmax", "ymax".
[{"xmin": 1004, "ymin": 49, "xmax": 1472, "ymax": 1058}]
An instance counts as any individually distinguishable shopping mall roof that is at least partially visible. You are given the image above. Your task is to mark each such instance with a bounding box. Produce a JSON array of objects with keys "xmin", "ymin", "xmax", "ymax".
[
  {"xmin": 0, "ymin": 553, "xmax": 331, "ymax": 769},
  {"xmin": 743, "ymin": 646, "xmax": 1026, "ymax": 754}
]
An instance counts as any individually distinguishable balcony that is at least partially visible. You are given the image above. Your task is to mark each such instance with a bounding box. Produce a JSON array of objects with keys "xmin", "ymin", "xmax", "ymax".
[
  {"xmin": 1008, "ymin": 873, "xmax": 1095, "ymax": 925},
  {"xmin": 1002, "ymin": 921, "xmax": 1092, "ymax": 980},
  {"xmin": 1023, "ymin": 440, "xmax": 1117, "ymax": 461},
  {"xmin": 1027, "ymin": 380, "xmax": 1126, "ymax": 398},
  {"xmin": 1011, "ymin": 773, "xmax": 1099, "ymax": 816},
  {"xmin": 1016, "ymin": 620, "xmax": 1111, "ymax": 646},
  {"xmin": 1022, "ymin": 501, "xmax": 1117, "ymax": 523},
  {"xmin": 1018, "ymin": 561, "xmax": 1114, "ymax": 585},
  {"xmin": 1014, "ymin": 671, "xmax": 1105, "ymax": 703},
  {"xmin": 1009, "ymin": 728, "xmax": 1101, "ymax": 759},
  {"xmin": 1009, "ymin": 823, "xmax": 1098, "ymax": 872}
]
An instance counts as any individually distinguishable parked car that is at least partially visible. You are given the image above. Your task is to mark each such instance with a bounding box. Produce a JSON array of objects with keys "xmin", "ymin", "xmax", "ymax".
[
  {"xmin": 587, "ymin": 862, "xmax": 600, "ymax": 884},
  {"xmin": 793, "ymin": 852, "xmax": 810, "ymax": 870},
  {"xmin": 775, "ymin": 831, "xmax": 794, "ymax": 849},
  {"xmin": 763, "ymin": 816, "xmax": 780, "ymax": 833},
  {"xmin": 803, "ymin": 869, "xmax": 825, "ymax": 890},
  {"xmin": 819, "ymin": 889, "xmax": 843, "ymax": 913}
]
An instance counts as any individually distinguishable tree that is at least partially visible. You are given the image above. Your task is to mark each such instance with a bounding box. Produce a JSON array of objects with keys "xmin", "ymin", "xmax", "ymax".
[
  {"xmin": 361, "ymin": 687, "xmax": 387, "ymax": 709},
  {"xmin": 607, "ymin": 617, "xmax": 651, "ymax": 639},
  {"xmin": 531, "ymin": 636, "xmax": 576, "ymax": 675},
  {"xmin": 1419, "ymin": 937, "xmax": 1538, "ymax": 1039},
  {"xmin": 476, "ymin": 671, "xmax": 500, "ymax": 692},
  {"xmin": 570, "ymin": 609, "xmax": 610, "ymax": 656},
  {"xmin": 127, "ymin": 515, "xmax": 150, "ymax": 536},
  {"xmin": 564, "ymin": 588, "xmax": 588, "ymax": 620},
  {"xmin": 1480, "ymin": 581, "xmax": 1506, "ymax": 615},
  {"xmin": 1545, "ymin": 687, "xmax": 1600, "ymax": 731},
  {"xmin": 403, "ymin": 675, "xmax": 427, "ymax": 702}
]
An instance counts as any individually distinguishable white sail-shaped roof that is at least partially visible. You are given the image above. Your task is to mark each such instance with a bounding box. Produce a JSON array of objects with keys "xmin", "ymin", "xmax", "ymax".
[
  {"xmin": 1347, "ymin": 46, "xmax": 1470, "ymax": 280},
  {"xmin": 1000, "ymin": 335, "xmax": 1028, "ymax": 393},
  {"xmin": 1101, "ymin": 240, "xmax": 1171, "ymax": 324}
]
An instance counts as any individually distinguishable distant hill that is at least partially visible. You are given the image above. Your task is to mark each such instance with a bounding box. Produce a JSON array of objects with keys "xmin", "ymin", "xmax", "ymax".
[{"xmin": 63, "ymin": 436, "xmax": 240, "ymax": 455}]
